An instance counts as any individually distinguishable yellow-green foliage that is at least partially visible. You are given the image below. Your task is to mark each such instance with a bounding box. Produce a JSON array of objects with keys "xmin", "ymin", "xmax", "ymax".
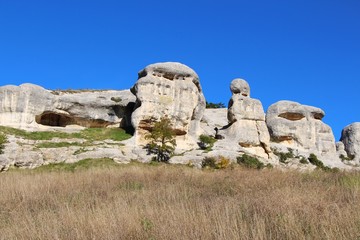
[{"xmin": 202, "ymin": 156, "xmax": 231, "ymax": 169}]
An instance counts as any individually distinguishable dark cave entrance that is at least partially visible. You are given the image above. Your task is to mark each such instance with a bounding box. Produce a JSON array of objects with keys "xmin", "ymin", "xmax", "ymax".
[{"xmin": 35, "ymin": 112, "xmax": 74, "ymax": 127}]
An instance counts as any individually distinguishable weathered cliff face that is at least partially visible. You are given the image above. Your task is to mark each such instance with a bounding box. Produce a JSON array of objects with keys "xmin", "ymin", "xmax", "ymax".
[
  {"xmin": 0, "ymin": 83, "xmax": 136, "ymax": 130},
  {"xmin": 220, "ymin": 79, "xmax": 271, "ymax": 158},
  {"xmin": 266, "ymin": 101, "xmax": 337, "ymax": 159},
  {"xmin": 130, "ymin": 62, "xmax": 206, "ymax": 147},
  {"xmin": 340, "ymin": 122, "xmax": 360, "ymax": 162}
]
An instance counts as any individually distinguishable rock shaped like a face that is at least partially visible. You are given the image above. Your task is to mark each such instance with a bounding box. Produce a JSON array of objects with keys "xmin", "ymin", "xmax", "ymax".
[
  {"xmin": 131, "ymin": 62, "xmax": 206, "ymax": 146},
  {"xmin": 340, "ymin": 122, "xmax": 360, "ymax": 161},
  {"xmin": 223, "ymin": 78, "xmax": 271, "ymax": 157},
  {"xmin": 266, "ymin": 101, "xmax": 336, "ymax": 156},
  {"xmin": 230, "ymin": 79, "xmax": 250, "ymax": 97}
]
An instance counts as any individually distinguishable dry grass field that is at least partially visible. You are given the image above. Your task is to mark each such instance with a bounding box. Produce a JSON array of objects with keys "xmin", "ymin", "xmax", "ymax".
[{"xmin": 1, "ymin": 159, "xmax": 360, "ymax": 240}]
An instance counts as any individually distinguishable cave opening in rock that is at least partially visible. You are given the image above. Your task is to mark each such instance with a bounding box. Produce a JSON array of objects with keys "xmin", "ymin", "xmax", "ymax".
[{"xmin": 35, "ymin": 112, "xmax": 74, "ymax": 127}]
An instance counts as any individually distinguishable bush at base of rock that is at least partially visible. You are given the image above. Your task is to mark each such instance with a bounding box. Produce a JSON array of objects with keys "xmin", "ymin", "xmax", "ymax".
[
  {"xmin": 307, "ymin": 153, "xmax": 337, "ymax": 172},
  {"xmin": 198, "ymin": 134, "xmax": 217, "ymax": 151},
  {"xmin": 237, "ymin": 154, "xmax": 265, "ymax": 169},
  {"xmin": 201, "ymin": 156, "xmax": 231, "ymax": 169}
]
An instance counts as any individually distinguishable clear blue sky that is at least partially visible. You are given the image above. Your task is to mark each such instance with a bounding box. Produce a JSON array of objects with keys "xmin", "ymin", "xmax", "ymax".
[{"xmin": 1, "ymin": 0, "xmax": 359, "ymax": 140}]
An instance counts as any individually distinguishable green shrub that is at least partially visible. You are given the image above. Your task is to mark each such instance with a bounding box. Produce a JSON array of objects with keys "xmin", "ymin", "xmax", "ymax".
[
  {"xmin": 199, "ymin": 134, "xmax": 217, "ymax": 151},
  {"xmin": 272, "ymin": 148, "xmax": 295, "ymax": 164},
  {"xmin": 237, "ymin": 154, "xmax": 264, "ymax": 169},
  {"xmin": 308, "ymin": 153, "xmax": 325, "ymax": 168},
  {"xmin": 0, "ymin": 132, "xmax": 7, "ymax": 154},
  {"xmin": 299, "ymin": 157, "xmax": 309, "ymax": 164},
  {"xmin": 340, "ymin": 154, "xmax": 355, "ymax": 161},
  {"xmin": 202, "ymin": 157, "xmax": 217, "ymax": 169}
]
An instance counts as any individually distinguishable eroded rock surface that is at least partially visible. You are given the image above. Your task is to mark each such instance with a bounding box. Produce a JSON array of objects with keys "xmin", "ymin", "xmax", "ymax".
[
  {"xmin": 130, "ymin": 62, "xmax": 206, "ymax": 148},
  {"xmin": 220, "ymin": 79, "xmax": 271, "ymax": 158},
  {"xmin": 266, "ymin": 101, "xmax": 337, "ymax": 160},
  {"xmin": 340, "ymin": 122, "xmax": 360, "ymax": 162},
  {"xmin": 0, "ymin": 83, "xmax": 135, "ymax": 130}
]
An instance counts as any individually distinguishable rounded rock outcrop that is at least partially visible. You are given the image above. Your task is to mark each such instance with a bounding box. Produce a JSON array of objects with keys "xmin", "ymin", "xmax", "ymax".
[
  {"xmin": 340, "ymin": 122, "xmax": 360, "ymax": 162},
  {"xmin": 130, "ymin": 62, "xmax": 206, "ymax": 147},
  {"xmin": 266, "ymin": 101, "xmax": 336, "ymax": 159},
  {"xmin": 230, "ymin": 78, "xmax": 250, "ymax": 97},
  {"xmin": 220, "ymin": 79, "xmax": 271, "ymax": 158}
]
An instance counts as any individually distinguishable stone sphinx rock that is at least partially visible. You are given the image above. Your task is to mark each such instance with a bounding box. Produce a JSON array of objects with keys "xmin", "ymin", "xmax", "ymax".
[
  {"xmin": 0, "ymin": 83, "xmax": 135, "ymax": 130},
  {"xmin": 340, "ymin": 122, "xmax": 360, "ymax": 162},
  {"xmin": 220, "ymin": 79, "xmax": 271, "ymax": 158},
  {"xmin": 130, "ymin": 62, "xmax": 206, "ymax": 148},
  {"xmin": 266, "ymin": 101, "xmax": 337, "ymax": 159}
]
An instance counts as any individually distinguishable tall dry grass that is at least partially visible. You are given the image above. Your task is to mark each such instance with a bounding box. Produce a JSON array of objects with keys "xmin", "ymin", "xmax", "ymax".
[{"xmin": 1, "ymin": 163, "xmax": 360, "ymax": 239}]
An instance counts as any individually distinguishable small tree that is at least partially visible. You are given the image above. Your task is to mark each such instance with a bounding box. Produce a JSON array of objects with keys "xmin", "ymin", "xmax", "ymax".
[{"xmin": 145, "ymin": 117, "xmax": 176, "ymax": 162}]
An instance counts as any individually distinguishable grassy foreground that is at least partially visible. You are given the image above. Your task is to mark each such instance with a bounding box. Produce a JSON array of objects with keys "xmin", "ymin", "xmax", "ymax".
[{"xmin": 1, "ymin": 161, "xmax": 360, "ymax": 239}]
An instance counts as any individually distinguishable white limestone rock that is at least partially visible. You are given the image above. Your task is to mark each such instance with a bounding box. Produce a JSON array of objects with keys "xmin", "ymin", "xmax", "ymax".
[
  {"xmin": 130, "ymin": 62, "xmax": 206, "ymax": 148},
  {"xmin": 200, "ymin": 108, "xmax": 228, "ymax": 136},
  {"xmin": 340, "ymin": 122, "xmax": 360, "ymax": 162},
  {"xmin": 0, "ymin": 83, "xmax": 136, "ymax": 130},
  {"xmin": 266, "ymin": 101, "xmax": 337, "ymax": 162},
  {"xmin": 220, "ymin": 79, "xmax": 271, "ymax": 158}
]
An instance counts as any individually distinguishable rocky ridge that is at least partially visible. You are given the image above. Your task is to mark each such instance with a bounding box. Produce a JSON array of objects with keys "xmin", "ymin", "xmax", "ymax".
[{"xmin": 0, "ymin": 62, "xmax": 359, "ymax": 171}]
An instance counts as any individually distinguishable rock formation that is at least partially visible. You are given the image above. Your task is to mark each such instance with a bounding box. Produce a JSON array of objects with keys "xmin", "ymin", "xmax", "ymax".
[
  {"xmin": 220, "ymin": 79, "xmax": 271, "ymax": 158},
  {"xmin": 340, "ymin": 122, "xmax": 360, "ymax": 162},
  {"xmin": 266, "ymin": 101, "xmax": 337, "ymax": 160},
  {"xmin": 0, "ymin": 62, "xmax": 359, "ymax": 171},
  {"xmin": 0, "ymin": 83, "xmax": 135, "ymax": 130},
  {"xmin": 130, "ymin": 62, "xmax": 206, "ymax": 148}
]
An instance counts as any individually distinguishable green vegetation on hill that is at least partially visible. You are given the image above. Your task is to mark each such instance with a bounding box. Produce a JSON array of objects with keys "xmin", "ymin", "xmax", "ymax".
[
  {"xmin": 0, "ymin": 126, "xmax": 132, "ymax": 141},
  {"xmin": 0, "ymin": 132, "xmax": 7, "ymax": 154},
  {"xmin": 33, "ymin": 158, "xmax": 120, "ymax": 172}
]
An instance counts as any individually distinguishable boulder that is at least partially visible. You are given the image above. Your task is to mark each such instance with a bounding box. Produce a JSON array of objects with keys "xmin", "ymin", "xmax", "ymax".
[
  {"xmin": 130, "ymin": 62, "xmax": 206, "ymax": 148},
  {"xmin": 219, "ymin": 79, "xmax": 271, "ymax": 158},
  {"xmin": 340, "ymin": 122, "xmax": 360, "ymax": 162},
  {"xmin": 0, "ymin": 83, "xmax": 136, "ymax": 130},
  {"xmin": 266, "ymin": 101, "xmax": 337, "ymax": 159}
]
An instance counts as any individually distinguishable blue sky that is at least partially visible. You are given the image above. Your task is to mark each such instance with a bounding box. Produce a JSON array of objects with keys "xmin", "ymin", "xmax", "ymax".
[{"xmin": 0, "ymin": 0, "xmax": 359, "ymax": 140}]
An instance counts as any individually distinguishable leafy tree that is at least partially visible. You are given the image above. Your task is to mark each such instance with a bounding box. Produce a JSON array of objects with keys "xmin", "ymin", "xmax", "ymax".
[
  {"xmin": 145, "ymin": 117, "xmax": 176, "ymax": 162},
  {"xmin": 206, "ymin": 101, "xmax": 226, "ymax": 109}
]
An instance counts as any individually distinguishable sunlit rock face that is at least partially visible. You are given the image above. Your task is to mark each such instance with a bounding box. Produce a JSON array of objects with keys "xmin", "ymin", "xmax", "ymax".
[
  {"xmin": 266, "ymin": 101, "xmax": 337, "ymax": 158},
  {"xmin": 340, "ymin": 122, "xmax": 360, "ymax": 162},
  {"xmin": 130, "ymin": 62, "xmax": 206, "ymax": 148},
  {"xmin": 0, "ymin": 83, "xmax": 135, "ymax": 130},
  {"xmin": 221, "ymin": 79, "xmax": 271, "ymax": 158}
]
